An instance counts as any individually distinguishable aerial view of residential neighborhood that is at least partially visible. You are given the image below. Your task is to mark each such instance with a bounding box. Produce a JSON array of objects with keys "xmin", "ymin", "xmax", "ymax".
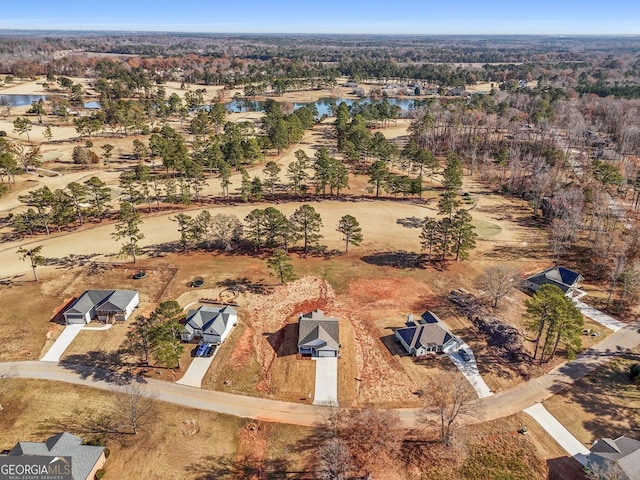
[{"xmin": 1, "ymin": 1, "xmax": 640, "ymax": 479}]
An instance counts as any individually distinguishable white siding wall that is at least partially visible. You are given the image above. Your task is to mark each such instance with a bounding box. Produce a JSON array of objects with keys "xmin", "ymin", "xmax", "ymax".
[
  {"xmin": 219, "ymin": 314, "xmax": 238, "ymax": 344},
  {"xmin": 123, "ymin": 292, "xmax": 140, "ymax": 320}
]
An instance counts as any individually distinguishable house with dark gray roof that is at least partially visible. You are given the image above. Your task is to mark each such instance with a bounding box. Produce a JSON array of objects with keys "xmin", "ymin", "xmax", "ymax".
[
  {"xmin": 181, "ymin": 305, "xmax": 237, "ymax": 344},
  {"xmin": 525, "ymin": 266, "xmax": 584, "ymax": 298},
  {"xmin": 394, "ymin": 311, "xmax": 459, "ymax": 357},
  {"xmin": 588, "ymin": 436, "xmax": 640, "ymax": 480},
  {"xmin": 8, "ymin": 432, "xmax": 106, "ymax": 480},
  {"xmin": 297, "ymin": 309, "xmax": 340, "ymax": 357},
  {"xmin": 63, "ymin": 290, "xmax": 139, "ymax": 324}
]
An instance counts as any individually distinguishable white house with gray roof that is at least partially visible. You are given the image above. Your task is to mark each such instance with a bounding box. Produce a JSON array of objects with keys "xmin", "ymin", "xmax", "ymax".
[
  {"xmin": 63, "ymin": 290, "xmax": 139, "ymax": 324},
  {"xmin": 297, "ymin": 309, "xmax": 340, "ymax": 357},
  {"xmin": 8, "ymin": 432, "xmax": 106, "ymax": 480},
  {"xmin": 525, "ymin": 266, "xmax": 585, "ymax": 299},
  {"xmin": 181, "ymin": 305, "xmax": 237, "ymax": 344},
  {"xmin": 394, "ymin": 311, "xmax": 459, "ymax": 357}
]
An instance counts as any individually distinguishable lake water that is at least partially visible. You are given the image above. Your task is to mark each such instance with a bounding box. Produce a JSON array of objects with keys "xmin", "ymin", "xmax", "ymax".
[
  {"xmin": 225, "ymin": 97, "xmax": 419, "ymax": 116},
  {"xmin": 0, "ymin": 94, "xmax": 46, "ymax": 107}
]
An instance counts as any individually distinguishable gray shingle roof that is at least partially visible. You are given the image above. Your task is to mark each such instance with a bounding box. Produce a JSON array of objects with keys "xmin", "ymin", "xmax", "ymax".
[
  {"xmin": 9, "ymin": 432, "xmax": 104, "ymax": 480},
  {"xmin": 590, "ymin": 436, "xmax": 640, "ymax": 479},
  {"xmin": 184, "ymin": 305, "xmax": 237, "ymax": 336},
  {"xmin": 526, "ymin": 266, "xmax": 583, "ymax": 292},
  {"xmin": 65, "ymin": 290, "xmax": 138, "ymax": 315},
  {"xmin": 396, "ymin": 312, "xmax": 455, "ymax": 351},
  {"xmin": 297, "ymin": 310, "xmax": 339, "ymax": 351}
]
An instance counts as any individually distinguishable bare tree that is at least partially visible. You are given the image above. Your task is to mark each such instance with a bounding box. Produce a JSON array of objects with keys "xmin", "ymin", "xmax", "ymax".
[
  {"xmin": 475, "ymin": 266, "xmax": 520, "ymax": 308},
  {"xmin": 111, "ymin": 382, "xmax": 157, "ymax": 435},
  {"xmin": 313, "ymin": 407, "xmax": 403, "ymax": 479},
  {"xmin": 316, "ymin": 437, "xmax": 353, "ymax": 480},
  {"xmin": 420, "ymin": 372, "xmax": 477, "ymax": 447}
]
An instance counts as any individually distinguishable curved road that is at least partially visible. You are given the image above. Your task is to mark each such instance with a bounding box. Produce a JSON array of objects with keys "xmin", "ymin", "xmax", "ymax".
[{"xmin": 2, "ymin": 322, "xmax": 639, "ymax": 427}]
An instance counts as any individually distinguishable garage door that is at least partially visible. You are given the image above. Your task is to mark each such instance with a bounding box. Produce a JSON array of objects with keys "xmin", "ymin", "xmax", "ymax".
[{"xmin": 317, "ymin": 350, "xmax": 336, "ymax": 357}]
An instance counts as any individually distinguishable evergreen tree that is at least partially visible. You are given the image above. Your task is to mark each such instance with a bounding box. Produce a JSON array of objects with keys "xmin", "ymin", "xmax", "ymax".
[
  {"xmin": 290, "ymin": 204, "xmax": 323, "ymax": 253},
  {"xmin": 525, "ymin": 284, "xmax": 583, "ymax": 363},
  {"xmin": 17, "ymin": 245, "xmax": 45, "ymax": 281},
  {"xmin": 112, "ymin": 202, "xmax": 144, "ymax": 263},
  {"xmin": 337, "ymin": 215, "xmax": 363, "ymax": 253},
  {"xmin": 262, "ymin": 161, "xmax": 281, "ymax": 199},
  {"xmin": 83, "ymin": 176, "xmax": 111, "ymax": 219},
  {"xmin": 368, "ymin": 160, "xmax": 390, "ymax": 197},
  {"xmin": 267, "ymin": 248, "xmax": 296, "ymax": 285},
  {"xmin": 450, "ymin": 209, "xmax": 477, "ymax": 261}
]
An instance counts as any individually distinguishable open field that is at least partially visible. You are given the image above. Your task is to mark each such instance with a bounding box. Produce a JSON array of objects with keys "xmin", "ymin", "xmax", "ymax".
[
  {"xmin": 544, "ymin": 348, "xmax": 640, "ymax": 445},
  {"xmin": 0, "ymin": 378, "xmax": 311, "ymax": 479}
]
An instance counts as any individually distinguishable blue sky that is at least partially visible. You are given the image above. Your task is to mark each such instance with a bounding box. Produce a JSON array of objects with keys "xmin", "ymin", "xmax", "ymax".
[{"xmin": 1, "ymin": 0, "xmax": 639, "ymax": 34}]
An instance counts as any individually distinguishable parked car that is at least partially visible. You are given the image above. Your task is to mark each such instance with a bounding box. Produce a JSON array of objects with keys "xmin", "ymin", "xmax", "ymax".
[
  {"xmin": 195, "ymin": 343, "xmax": 211, "ymax": 357},
  {"xmin": 205, "ymin": 345, "xmax": 216, "ymax": 357},
  {"xmin": 458, "ymin": 349, "xmax": 470, "ymax": 362}
]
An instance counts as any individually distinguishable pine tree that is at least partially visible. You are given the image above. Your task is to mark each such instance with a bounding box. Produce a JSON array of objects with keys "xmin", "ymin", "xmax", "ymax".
[
  {"xmin": 267, "ymin": 248, "xmax": 296, "ymax": 285},
  {"xmin": 290, "ymin": 204, "xmax": 323, "ymax": 253},
  {"xmin": 337, "ymin": 215, "xmax": 363, "ymax": 253},
  {"xmin": 112, "ymin": 202, "xmax": 144, "ymax": 263}
]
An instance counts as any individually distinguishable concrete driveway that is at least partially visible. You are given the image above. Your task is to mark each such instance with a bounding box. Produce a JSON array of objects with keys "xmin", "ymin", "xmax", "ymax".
[
  {"xmin": 40, "ymin": 325, "xmax": 85, "ymax": 362},
  {"xmin": 524, "ymin": 403, "xmax": 590, "ymax": 465},
  {"xmin": 312, "ymin": 357, "xmax": 338, "ymax": 406},
  {"xmin": 176, "ymin": 346, "xmax": 217, "ymax": 388},
  {"xmin": 445, "ymin": 342, "xmax": 493, "ymax": 399},
  {"xmin": 40, "ymin": 324, "xmax": 113, "ymax": 362},
  {"xmin": 574, "ymin": 300, "xmax": 626, "ymax": 332}
]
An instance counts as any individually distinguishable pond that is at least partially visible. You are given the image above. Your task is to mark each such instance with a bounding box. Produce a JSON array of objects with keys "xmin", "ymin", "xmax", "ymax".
[
  {"xmin": 0, "ymin": 94, "xmax": 46, "ymax": 107},
  {"xmin": 225, "ymin": 97, "xmax": 421, "ymax": 116}
]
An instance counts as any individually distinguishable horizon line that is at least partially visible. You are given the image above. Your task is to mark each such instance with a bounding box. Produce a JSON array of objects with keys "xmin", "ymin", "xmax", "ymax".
[{"xmin": 1, "ymin": 28, "xmax": 640, "ymax": 37}]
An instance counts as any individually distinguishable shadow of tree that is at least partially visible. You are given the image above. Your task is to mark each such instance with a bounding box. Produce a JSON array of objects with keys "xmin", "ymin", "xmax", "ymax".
[
  {"xmin": 186, "ymin": 454, "xmax": 313, "ymax": 480},
  {"xmin": 217, "ymin": 277, "xmax": 272, "ymax": 295},
  {"xmin": 60, "ymin": 350, "xmax": 143, "ymax": 385},
  {"xmin": 396, "ymin": 217, "xmax": 425, "ymax": 229},
  {"xmin": 0, "ymin": 274, "xmax": 25, "ymax": 286},
  {"xmin": 44, "ymin": 253, "xmax": 101, "ymax": 269},
  {"xmin": 361, "ymin": 251, "xmax": 428, "ymax": 270},
  {"xmin": 552, "ymin": 351, "xmax": 640, "ymax": 441}
]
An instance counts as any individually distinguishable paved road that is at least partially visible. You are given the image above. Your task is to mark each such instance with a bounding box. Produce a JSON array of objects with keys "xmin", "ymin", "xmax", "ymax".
[{"xmin": 2, "ymin": 322, "xmax": 639, "ymax": 427}]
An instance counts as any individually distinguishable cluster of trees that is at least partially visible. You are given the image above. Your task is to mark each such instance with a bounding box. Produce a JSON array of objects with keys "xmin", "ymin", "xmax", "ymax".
[
  {"xmin": 122, "ymin": 301, "xmax": 184, "ymax": 369},
  {"xmin": 0, "ymin": 136, "xmax": 42, "ymax": 191},
  {"xmin": 524, "ymin": 284, "xmax": 584, "ymax": 363},
  {"xmin": 420, "ymin": 152, "xmax": 477, "ymax": 262},
  {"xmin": 13, "ymin": 178, "xmax": 111, "ymax": 235},
  {"xmin": 164, "ymin": 204, "xmax": 361, "ymax": 255},
  {"xmin": 260, "ymin": 99, "xmax": 315, "ymax": 154}
]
